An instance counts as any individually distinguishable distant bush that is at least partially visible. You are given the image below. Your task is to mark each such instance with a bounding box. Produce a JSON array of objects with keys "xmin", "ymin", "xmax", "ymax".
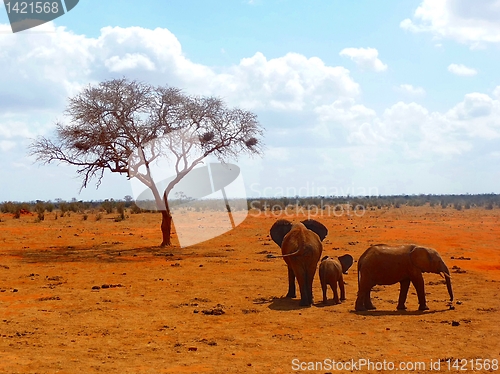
[
  {"xmin": 100, "ymin": 199, "xmax": 115, "ymax": 214},
  {"xmin": 116, "ymin": 202, "xmax": 126, "ymax": 221},
  {"xmin": 130, "ymin": 203, "xmax": 143, "ymax": 214},
  {"xmin": 34, "ymin": 201, "xmax": 45, "ymax": 221}
]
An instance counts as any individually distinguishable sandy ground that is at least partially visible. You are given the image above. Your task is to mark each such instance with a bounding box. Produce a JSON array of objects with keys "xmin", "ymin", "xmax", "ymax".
[{"xmin": 0, "ymin": 205, "xmax": 499, "ymax": 373}]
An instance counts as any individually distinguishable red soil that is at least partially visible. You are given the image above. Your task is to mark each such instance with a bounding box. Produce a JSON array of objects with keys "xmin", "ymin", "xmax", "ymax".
[{"xmin": 0, "ymin": 205, "xmax": 499, "ymax": 373}]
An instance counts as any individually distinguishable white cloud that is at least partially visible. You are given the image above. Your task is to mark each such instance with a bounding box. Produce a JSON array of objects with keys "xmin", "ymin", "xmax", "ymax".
[
  {"xmin": 401, "ymin": 0, "xmax": 500, "ymax": 46},
  {"xmin": 492, "ymin": 86, "xmax": 500, "ymax": 98},
  {"xmin": 214, "ymin": 52, "xmax": 360, "ymax": 110},
  {"xmin": 396, "ymin": 84, "xmax": 426, "ymax": 96},
  {"xmin": 104, "ymin": 53, "xmax": 156, "ymax": 72},
  {"xmin": 339, "ymin": 47, "xmax": 387, "ymax": 72},
  {"xmin": 447, "ymin": 63, "xmax": 478, "ymax": 76},
  {"xmin": 0, "ymin": 24, "xmax": 359, "ymax": 117},
  {"xmin": 0, "ymin": 117, "xmax": 35, "ymax": 139},
  {"xmin": 314, "ymin": 91, "xmax": 500, "ymax": 160},
  {"xmin": 446, "ymin": 93, "xmax": 500, "ymax": 139},
  {"xmin": 266, "ymin": 147, "xmax": 290, "ymax": 162},
  {"xmin": 0, "ymin": 140, "xmax": 16, "ymax": 152}
]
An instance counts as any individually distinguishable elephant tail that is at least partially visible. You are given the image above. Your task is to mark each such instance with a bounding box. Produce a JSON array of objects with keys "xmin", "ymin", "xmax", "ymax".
[
  {"xmin": 357, "ymin": 260, "xmax": 362, "ymax": 284},
  {"xmin": 266, "ymin": 248, "xmax": 302, "ymax": 259}
]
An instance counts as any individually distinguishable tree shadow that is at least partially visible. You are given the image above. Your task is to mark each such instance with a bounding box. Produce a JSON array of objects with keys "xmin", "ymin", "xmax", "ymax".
[{"xmin": 11, "ymin": 245, "xmax": 189, "ymax": 263}]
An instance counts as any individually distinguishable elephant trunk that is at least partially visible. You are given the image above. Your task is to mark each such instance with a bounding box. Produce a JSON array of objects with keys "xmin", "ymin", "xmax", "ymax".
[{"xmin": 440, "ymin": 263, "xmax": 453, "ymax": 302}]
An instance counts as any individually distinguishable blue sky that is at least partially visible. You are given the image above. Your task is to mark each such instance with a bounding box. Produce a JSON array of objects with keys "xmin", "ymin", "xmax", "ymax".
[{"xmin": 1, "ymin": 0, "xmax": 500, "ymax": 201}]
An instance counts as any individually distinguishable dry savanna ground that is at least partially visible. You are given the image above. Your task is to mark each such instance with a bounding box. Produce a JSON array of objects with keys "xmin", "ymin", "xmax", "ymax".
[{"xmin": 0, "ymin": 205, "xmax": 499, "ymax": 373}]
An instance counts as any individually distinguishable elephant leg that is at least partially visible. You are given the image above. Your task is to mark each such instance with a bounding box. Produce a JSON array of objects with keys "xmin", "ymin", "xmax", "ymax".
[
  {"xmin": 411, "ymin": 275, "xmax": 429, "ymax": 311},
  {"xmin": 397, "ymin": 279, "xmax": 410, "ymax": 310},
  {"xmin": 297, "ymin": 269, "xmax": 314, "ymax": 306},
  {"xmin": 355, "ymin": 277, "xmax": 371, "ymax": 311},
  {"xmin": 286, "ymin": 265, "xmax": 296, "ymax": 298},
  {"xmin": 332, "ymin": 283, "xmax": 340, "ymax": 304},
  {"xmin": 296, "ymin": 272, "xmax": 310, "ymax": 307},
  {"xmin": 355, "ymin": 286, "xmax": 367, "ymax": 311},
  {"xmin": 321, "ymin": 281, "xmax": 328, "ymax": 303},
  {"xmin": 339, "ymin": 279, "xmax": 346, "ymax": 301},
  {"xmin": 365, "ymin": 289, "xmax": 376, "ymax": 310}
]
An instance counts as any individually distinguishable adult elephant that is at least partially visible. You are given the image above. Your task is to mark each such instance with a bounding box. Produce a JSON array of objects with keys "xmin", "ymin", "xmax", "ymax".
[
  {"xmin": 269, "ymin": 219, "xmax": 328, "ymax": 306},
  {"xmin": 355, "ymin": 244, "xmax": 453, "ymax": 311}
]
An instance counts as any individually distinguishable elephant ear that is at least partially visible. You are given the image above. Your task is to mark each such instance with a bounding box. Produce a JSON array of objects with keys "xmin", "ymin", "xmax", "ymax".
[
  {"xmin": 300, "ymin": 219, "xmax": 328, "ymax": 241},
  {"xmin": 338, "ymin": 254, "xmax": 354, "ymax": 274},
  {"xmin": 409, "ymin": 246, "xmax": 432, "ymax": 273},
  {"xmin": 270, "ymin": 219, "xmax": 293, "ymax": 247}
]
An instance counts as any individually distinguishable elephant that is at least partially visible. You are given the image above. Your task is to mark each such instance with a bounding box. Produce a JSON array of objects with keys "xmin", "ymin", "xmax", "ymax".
[
  {"xmin": 319, "ymin": 254, "xmax": 354, "ymax": 304},
  {"xmin": 355, "ymin": 244, "xmax": 453, "ymax": 311},
  {"xmin": 269, "ymin": 219, "xmax": 328, "ymax": 306}
]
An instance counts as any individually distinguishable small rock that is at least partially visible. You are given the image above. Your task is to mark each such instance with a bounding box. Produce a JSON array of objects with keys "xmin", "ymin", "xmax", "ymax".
[
  {"xmin": 188, "ymin": 347, "xmax": 197, "ymax": 351},
  {"xmin": 92, "ymin": 286, "xmax": 100, "ymax": 290},
  {"xmin": 451, "ymin": 321, "xmax": 460, "ymax": 326},
  {"xmin": 449, "ymin": 305, "xmax": 455, "ymax": 310},
  {"xmin": 456, "ymin": 300, "xmax": 462, "ymax": 305}
]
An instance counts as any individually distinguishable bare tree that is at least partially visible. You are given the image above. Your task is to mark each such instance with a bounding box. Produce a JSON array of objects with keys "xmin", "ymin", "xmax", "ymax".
[{"xmin": 30, "ymin": 78, "xmax": 263, "ymax": 246}]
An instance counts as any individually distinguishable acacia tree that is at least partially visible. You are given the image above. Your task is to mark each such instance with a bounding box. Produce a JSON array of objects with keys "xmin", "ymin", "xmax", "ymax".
[{"xmin": 30, "ymin": 78, "xmax": 263, "ymax": 246}]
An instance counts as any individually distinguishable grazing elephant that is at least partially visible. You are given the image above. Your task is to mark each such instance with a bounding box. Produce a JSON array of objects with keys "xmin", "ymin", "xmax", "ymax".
[
  {"xmin": 355, "ymin": 244, "xmax": 453, "ymax": 311},
  {"xmin": 269, "ymin": 219, "xmax": 328, "ymax": 306},
  {"xmin": 319, "ymin": 254, "xmax": 354, "ymax": 304}
]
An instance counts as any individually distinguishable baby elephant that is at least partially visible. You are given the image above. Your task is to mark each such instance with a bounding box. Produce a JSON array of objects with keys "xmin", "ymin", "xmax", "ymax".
[{"xmin": 319, "ymin": 254, "xmax": 354, "ymax": 304}]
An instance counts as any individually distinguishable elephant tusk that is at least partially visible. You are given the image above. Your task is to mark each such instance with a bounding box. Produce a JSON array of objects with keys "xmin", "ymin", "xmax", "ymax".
[{"xmin": 440, "ymin": 271, "xmax": 451, "ymax": 279}]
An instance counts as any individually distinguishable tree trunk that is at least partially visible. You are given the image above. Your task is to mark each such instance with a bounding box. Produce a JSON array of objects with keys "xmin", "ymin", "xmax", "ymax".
[{"xmin": 160, "ymin": 210, "xmax": 172, "ymax": 246}]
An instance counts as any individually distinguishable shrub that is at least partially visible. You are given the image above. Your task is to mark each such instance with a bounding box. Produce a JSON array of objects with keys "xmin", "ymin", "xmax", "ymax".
[
  {"xmin": 100, "ymin": 199, "xmax": 114, "ymax": 214},
  {"xmin": 116, "ymin": 202, "xmax": 126, "ymax": 221},
  {"xmin": 34, "ymin": 202, "xmax": 45, "ymax": 221},
  {"xmin": 130, "ymin": 203, "xmax": 142, "ymax": 214}
]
